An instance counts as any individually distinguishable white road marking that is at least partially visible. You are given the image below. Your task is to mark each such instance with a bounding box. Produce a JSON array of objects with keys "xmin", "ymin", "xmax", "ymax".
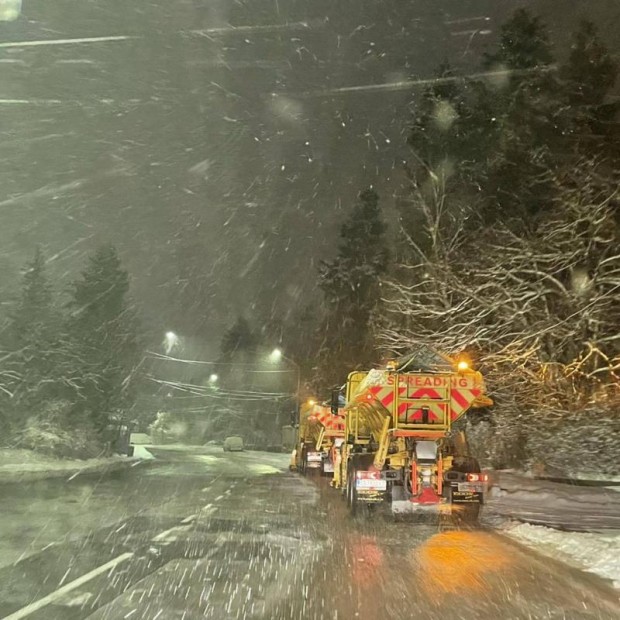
[
  {"xmin": 0, "ymin": 99, "xmax": 63, "ymax": 105},
  {"xmin": 0, "ymin": 35, "xmax": 135, "ymax": 49},
  {"xmin": 3, "ymin": 552, "xmax": 134, "ymax": 620},
  {"xmin": 201, "ymin": 504, "xmax": 217, "ymax": 517},
  {"xmin": 151, "ymin": 526, "xmax": 182, "ymax": 542},
  {"xmin": 180, "ymin": 514, "xmax": 197, "ymax": 524},
  {"xmin": 8, "ymin": 469, "xmax": 239, "ymax": 615}
]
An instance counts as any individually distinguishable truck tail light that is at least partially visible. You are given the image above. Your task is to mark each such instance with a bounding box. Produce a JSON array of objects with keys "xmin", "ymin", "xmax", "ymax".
[
  {"xmin": 356, "ymin": 470, "xmax": 381, "ymax": 480},
  {"xmin": 467, "ymin": 473, "xmax": 488, "ymax": 482}
]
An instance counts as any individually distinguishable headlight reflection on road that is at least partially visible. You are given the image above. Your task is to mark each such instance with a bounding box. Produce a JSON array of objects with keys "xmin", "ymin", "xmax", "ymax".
[
  {"xmin": 247, "ymin": 464, "xmax": 281, "ymax": 475},
  {"xmin": 350, "ymin": 535, "xmax": 385, "ymax": 587},
  {"xmin": 413, "ymin": 531, "xmax": 513, "ymax": 602},
  {"xmin": 195, "ymin": 455, "xmax": 219, "ymax": 463}
]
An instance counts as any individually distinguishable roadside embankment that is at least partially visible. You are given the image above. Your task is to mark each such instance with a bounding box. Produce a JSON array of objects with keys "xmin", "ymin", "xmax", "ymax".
[
  {"xmin": 484, "ymin": 470, "xmax": 620, "ymax": 589},
  {"xmin": 0, "ymin": 447, "xmax": 153, "ymax": 484},
  {"xmin": 486, "ymin": 470, "xmax": 620, "ymax": 531}
]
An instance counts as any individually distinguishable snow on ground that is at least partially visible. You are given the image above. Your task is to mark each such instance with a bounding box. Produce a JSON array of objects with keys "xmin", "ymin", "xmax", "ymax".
[
  {"xmin": 0, "ymin": 448, "xmax": 150, "ymax": 482},
  {"xmin": 574, "ymin": 472, "xmax": 620, "ymax": 483},
  {"xmin": 129, "ymin": 432, "xmax": 152, "ymax": 444},
  {"xmin": 506, "ymin": 522, "xmax": 620, "ymax": 589},
  {"xmin": 132, "ymin": 445, "xmax": 155, "ymax": 459},
  {"xmin": 486, "ymin": 471, "xmax": 620, "ymax": 531}
]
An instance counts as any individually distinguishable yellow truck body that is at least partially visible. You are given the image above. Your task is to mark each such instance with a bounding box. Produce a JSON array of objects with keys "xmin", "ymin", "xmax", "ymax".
[{"xmin": 335, "ymin": 352, "xmax": 492, "ymax": 515}]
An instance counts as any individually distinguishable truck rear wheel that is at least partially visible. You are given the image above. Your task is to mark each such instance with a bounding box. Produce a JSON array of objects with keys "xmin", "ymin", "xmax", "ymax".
[
  {"xmin": 346, "ymin": 464, "xmax": 354, "ymax": 508},
  {"xmin": 300, "ymin": 447, "xmax": 307, "ymax": 476},
  {"xmin": 348, "ymin": 463, "xmax": 360, "ymax": 516},
  {"xmin": 347, "ymin": 455, "xmax": 375, "ymax": 517}
]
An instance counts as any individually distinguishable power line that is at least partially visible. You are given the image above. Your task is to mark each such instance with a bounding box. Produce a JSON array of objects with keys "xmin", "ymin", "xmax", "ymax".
[{"xmin": 146, "ymin": 350, "xmax": 296, "ymax": 372}]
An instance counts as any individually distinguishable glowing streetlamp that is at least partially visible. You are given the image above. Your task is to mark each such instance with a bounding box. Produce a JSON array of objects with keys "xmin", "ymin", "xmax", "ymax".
[
  {"xmin": 0, "ymin": 1, "xmax": 22, "ymax": 22},
  {"xmin": 163, "ymin": 331, "xmax": 179, "ymax": 354},
  {"xmin": 269, "ymin": 348, "xmax": 283, "ymax": 362},
  {"xmin": 269, "ymin": 348, "xmax": 301, "ymax": 415},
  {"xmin": 208, "ymin": 373, "xmax": 218, "ymax": 384}
]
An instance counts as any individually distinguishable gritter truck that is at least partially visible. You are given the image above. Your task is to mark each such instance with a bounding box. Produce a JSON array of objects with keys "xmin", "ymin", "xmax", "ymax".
[
  {"xmin": 333, "ymin": 348, "xmax": 492, "ymax": 517},
  {"xmin": 292, "ymin": 401, "xmax": 345, "ymax": 475}
]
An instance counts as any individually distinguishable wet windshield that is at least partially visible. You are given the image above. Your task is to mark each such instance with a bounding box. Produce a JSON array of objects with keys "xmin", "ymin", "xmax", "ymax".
[{"xmin": 1, "ymin": 1, "xmax": 619, "ymax": 619}]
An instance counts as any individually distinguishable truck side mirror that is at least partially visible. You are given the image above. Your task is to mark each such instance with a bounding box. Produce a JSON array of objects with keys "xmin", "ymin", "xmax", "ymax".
[{"xmin": 331, "ymin": 389, "xmax": 340, "ymax": 415}]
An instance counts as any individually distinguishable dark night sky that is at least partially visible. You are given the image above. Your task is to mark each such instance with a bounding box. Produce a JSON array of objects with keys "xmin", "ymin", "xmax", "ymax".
[{"xmin": 1, "ymin": 0, "xmax": 618, "ymax": 352}]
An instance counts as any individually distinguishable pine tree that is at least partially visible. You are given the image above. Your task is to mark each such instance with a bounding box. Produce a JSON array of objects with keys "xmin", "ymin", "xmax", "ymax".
[
  {"xmin": 562, "ymin": 21, "xmax": 617, "ymax": 107},
  {"xmin": 560, "ymin": 21, "xmax": 618, "ymax": 158},
  {"xmin": 219, "ymin": 316, "xmax": 257, "ymax": 363},
  {"xmin": 405, "ymin": 10, "xmax": 562, "ymax": 232},
  {"xmin": 316, "ymin": 189, "xmax": 389, "ymax": 388},
  {"xmin": 404, "ymin": 62, "xmax": 492, "ymax": 247},
  {"xmin": 2, "ymin": 248, "xmax": 61, "ymax": 428},
  {"xmin": 9, "ymin": 248, "xmax": 54, "ymax": 345},
  {"xmin": 215, "ymin": 316, "xmax": 259, "ymax": 390},
  {"xmin": 477, "ymin": 9, "xmax": 562, "ymax": 223},
  {"xmin": 66, "ymin": 245, "xmax": 141, "ymax": 432},
  {"xmin": 483, "ymin": 8, "xmax": 552, "ymax": 71}
]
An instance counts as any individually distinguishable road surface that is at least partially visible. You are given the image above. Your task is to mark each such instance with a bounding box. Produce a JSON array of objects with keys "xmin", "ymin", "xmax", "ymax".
[{"xmin": 0, "ymin": 446, "xmax": 618, "ymax": 619}]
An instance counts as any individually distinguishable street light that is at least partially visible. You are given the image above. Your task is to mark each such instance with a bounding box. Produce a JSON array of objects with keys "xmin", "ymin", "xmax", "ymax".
[
  {"xmin": 269, "ymin": 348, "xmax": 301, "ymax": 416},
  {"xmin": 269, "ymin": 348, "xmax": 283, "ymax": 362},
  {"xmin": 163, "ymin": 331, "xmax": 179, "ymax": 354},
  {"xmin": 0, "ymin": 1, "xmax": 22, "ymax": 22},
  {"xmin": 208, "ymin": 373, "xmax": 218, "ymax": 384}
]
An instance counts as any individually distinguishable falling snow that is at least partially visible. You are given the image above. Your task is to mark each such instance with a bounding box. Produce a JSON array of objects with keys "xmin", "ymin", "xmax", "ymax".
[{"xmin": 0, "ymin": 0, "xmax": 619, "ymax": 618}]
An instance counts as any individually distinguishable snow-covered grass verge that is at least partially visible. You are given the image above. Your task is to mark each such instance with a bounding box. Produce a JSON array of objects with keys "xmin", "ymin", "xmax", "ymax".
[
  {"xmin": 0, "ymin": 448, "xmax": 151, "ymax": 483},
  {"xmin": 132, "ymin": 445, "xmax": 155, "ymax": 460},
  {"xmin": 485, "ymin": 471, "xmax": 620, "ymax": 531},
  {"xmin": 506, "ymin": 522, "xmax": 620, "ymax": 589}
]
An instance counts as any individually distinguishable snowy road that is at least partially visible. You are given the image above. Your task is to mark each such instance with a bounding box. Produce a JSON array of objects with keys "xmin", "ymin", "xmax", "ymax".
[{"xmin": 0, "ymin": 446, "xmax": 618, "ymax": 620}]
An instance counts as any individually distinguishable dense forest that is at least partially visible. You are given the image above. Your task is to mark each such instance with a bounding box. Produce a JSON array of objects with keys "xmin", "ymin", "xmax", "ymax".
[{"xmin": 0, "ymin": 9, "xmax": 618, "ymax": 475}]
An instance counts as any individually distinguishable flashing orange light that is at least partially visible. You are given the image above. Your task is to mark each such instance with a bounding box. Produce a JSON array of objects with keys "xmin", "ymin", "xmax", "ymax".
[
  {"xmin": 307, "ymin": 399, "xmax": 316, "ymax": 406},
  {"xmin": 457, "ymin": 361, "xmax": 469, "ymax": 372}
]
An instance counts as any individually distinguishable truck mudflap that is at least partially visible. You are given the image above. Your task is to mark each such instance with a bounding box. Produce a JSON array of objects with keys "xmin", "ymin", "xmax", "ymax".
[{"xmin": 322, "ymin": 458, "xmax": 335, "ymax": 473}]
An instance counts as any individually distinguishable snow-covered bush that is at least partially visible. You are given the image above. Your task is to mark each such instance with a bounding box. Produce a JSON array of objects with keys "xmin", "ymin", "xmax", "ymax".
[
  {"xmin": 525, "ymin": 408, "xmax": 619, "ymax": 477},
  {"xmin": 378, "ymin": 162, "xmax": 620, "ymax": 474},
  {"xmin": 15, "ymin": 419, "xmax": 102, "ymax": 459},
  {"xmin": 149, "ymin": 411, "xmax": 172, "ymax": 443}
]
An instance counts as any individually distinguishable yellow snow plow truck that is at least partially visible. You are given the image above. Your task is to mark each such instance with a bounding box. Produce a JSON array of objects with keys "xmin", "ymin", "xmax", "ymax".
[
  {"xmin": 291, "ymin": 401, "xmax": 345, "ymax": 475},
  {"xmin": 333, "ymin": 348, "xmax": 492, "ymax": 517}
]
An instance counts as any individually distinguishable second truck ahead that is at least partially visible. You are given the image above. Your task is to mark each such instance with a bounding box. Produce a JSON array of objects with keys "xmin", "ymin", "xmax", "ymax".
[
  {"xmin": 332, "ymin": 348, "xmax": 492, "ymax": 516},
  {"xmin": 291, "ymin": 401, "xmax": 345, "ymax": 475}
]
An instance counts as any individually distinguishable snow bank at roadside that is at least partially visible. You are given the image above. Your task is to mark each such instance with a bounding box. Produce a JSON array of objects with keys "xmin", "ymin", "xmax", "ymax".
[
  {"xmin": 506, "ymin": 522, "xmax": 620, "ymax": 588},
  {"xmin": 132, "ymin": 445, "xmax": 155, "ymax": 460},
  {"xmin": 0, "ymin": 447, "xmax": 152, "ymax": 483},
  {"xmin": 486, "ymin": 471, "xmax": 620, "ymax": 531}
]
